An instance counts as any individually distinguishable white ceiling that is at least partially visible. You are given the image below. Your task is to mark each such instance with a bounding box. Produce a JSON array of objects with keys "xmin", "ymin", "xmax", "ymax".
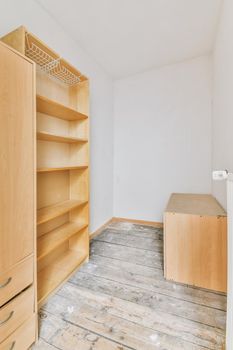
[{"xmin": 36, "ymin": 0, "xmax": 222, "ymax": 79}]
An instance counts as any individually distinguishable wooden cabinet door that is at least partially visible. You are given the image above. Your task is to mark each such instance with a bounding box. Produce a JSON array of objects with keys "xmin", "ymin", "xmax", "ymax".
[{"xmin": 0, "ymin": 42, "xmax": 35, "ymax": 273}]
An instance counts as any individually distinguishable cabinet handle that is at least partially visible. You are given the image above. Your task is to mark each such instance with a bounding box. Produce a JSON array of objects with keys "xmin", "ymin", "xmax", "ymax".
[
  {"xmin": 0, "ymin": 311, "xmax": 14, "ymax": 326},
  {"xmin": 0, "ymin": 277, "xmax": 12, "ymax": 289},
  {"xmin": 9, "ymin": 341, "xmax": 15, "ymax": 350}
]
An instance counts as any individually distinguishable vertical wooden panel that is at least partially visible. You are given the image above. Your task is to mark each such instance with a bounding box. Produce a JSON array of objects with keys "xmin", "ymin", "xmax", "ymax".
[{"xmin": 0, "ymin": 42, "xmax": 35, "ymax": 272}]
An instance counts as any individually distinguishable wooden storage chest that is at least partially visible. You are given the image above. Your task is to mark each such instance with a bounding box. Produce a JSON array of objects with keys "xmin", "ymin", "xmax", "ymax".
[{"xmin": 164, "ymin": 193, "xmax": 227, "ymax": 292}]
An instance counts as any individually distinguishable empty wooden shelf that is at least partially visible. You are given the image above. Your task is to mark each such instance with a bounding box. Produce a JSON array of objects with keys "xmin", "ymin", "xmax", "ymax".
[
  {"xmin": 37, "ymin": 222, "xmax": 88, "ymax": 260},
  {"xmin": 37, "ymin": 248, "xmax": 87, "ymax": 307},
  {"xmin": 37, "ymin": 165, "xmax": 88, "ymax": 173},
  {"xmin": 37, "ymin": 131, "xmax": 87, "ymax": 144},
  {"xmin": 37, "ymin": 199, "xmax": 88, "ymax": 225},
  {"xmin": 37, "ymin": 95, "xmax": 88, "ymax": 121}
]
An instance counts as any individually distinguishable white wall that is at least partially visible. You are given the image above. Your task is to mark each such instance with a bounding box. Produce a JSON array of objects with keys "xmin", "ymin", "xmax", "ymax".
[
  {"xmin": 0, "ymin": 0, "xmax": 114, "ymax": 232},
  {"xmin": 212, "ymin": 0, "xmax": 233, "ymax": 210},
  {"xmin": 114, "ymin": 56, "xmax": 212, "ymax": 222}
]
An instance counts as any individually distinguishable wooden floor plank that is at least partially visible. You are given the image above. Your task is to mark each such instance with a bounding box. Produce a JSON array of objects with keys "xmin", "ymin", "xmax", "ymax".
[
  {"xmin": 90, "ymin": 241, "xmax": 163, "ymax": 269},
  {"xmin": 93, "ymin": 228, "xmax": 163, "ymax": 252},
  {"xmin": 69, "ymin": 271, "xmax": 225, "ymax": 330},
  {"xmin": 40, "ymin": 296, "xmax": 206, "ymax": 350},
  {"xmin": 38, "ymin": 312, "xmax": 133, "ymax": 350},
  {"xmin": 107, "ymin": 222, "xmax": 162, "ymax": 236},
  {"xmin": 52, "ymin": 283, "xmax": 224, "ymax": 349},
  {"xmin": 33, "ymin": 221, "xmax": 226, "ymax": 350},
  {"xmin": 80, "ymin": 254, "xmax": 226, "ymax": 310},
  {"xmin": 32, "ymin": 339, "xmax": 59, "ymax": 350}
]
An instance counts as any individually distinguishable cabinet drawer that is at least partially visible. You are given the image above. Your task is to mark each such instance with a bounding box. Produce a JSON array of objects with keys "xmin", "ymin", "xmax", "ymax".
[
  {"xmin": 0, "ymin": 257, "xmax": 33, "ymax": 307},
  {"xmin": 0, "ymin": 287, "xmax": 34, "ymax": 343},
  {"xmin": 0, "ymin": 314, "xmax": 36, "ymax": 350}
]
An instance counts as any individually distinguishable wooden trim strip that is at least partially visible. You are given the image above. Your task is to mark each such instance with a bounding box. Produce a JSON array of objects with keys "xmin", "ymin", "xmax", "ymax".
[{"xmin": 90, "ymin": 218, "xmax": 114, "ymax": 240}]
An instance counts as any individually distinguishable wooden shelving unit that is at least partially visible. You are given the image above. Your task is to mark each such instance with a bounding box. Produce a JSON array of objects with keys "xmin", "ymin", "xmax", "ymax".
[{"xmin": 2, "ymin": 26, "xmax": 90, "ymax": 308}]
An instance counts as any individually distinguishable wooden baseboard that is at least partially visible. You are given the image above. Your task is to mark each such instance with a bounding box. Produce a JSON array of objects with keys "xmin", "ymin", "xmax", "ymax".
[
  {"xmin": 90, "ymin": 218, "xmax": 114, "ymax": 240},
  {"xmin": 112, "ymin": 217, "xmax": 163, "ymax": 228}
]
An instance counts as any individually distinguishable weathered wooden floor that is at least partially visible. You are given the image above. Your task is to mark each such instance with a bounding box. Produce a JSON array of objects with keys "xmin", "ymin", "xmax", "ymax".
[{"xmin": 33, "ymin": 222, "xmax": 226, "ymax": 350}]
